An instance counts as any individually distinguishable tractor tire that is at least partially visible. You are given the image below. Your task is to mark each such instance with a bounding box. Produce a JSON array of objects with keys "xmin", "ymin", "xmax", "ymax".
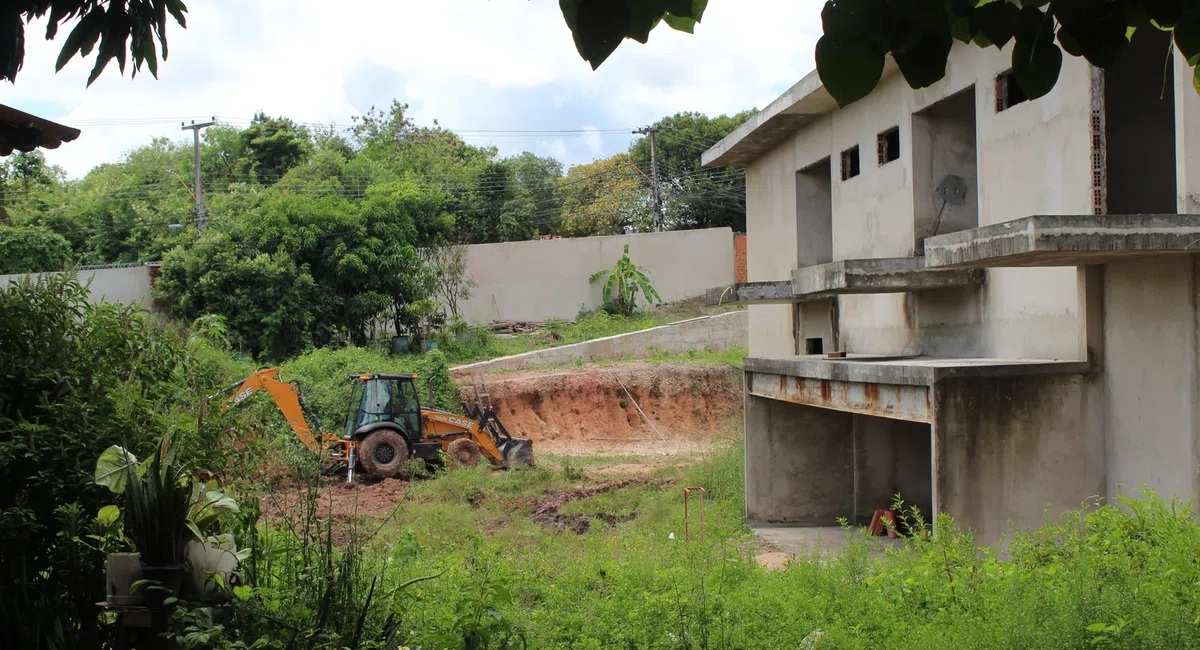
[
  {"xmin": 447, "ymin": 438, "xmax": 482, "ymax": 468},
  {"xmin": 359, "ymin": 431, "xmax": 409, "ymax": 478}
]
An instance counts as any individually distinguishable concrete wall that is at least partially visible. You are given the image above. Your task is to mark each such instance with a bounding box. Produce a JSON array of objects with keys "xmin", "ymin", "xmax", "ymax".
[
  {"xmin": 744, "ymin": 393, "xmax": 854, "ymax": 524},
  {"xmin": 458, "ymin": 228, "xmax": 736, "ymax": 324},
  {"xmin": 1103, "ymin": 257, "xmax": 1200, "ymax": 504},
  {"xmin": 450, "ymin": 310, "xmax": 746, "ymax": 376},
  {"xmin": 934, "ymin": 373, "xmax": 1106, "ymax": 546},
  {"xmin": 741, "ymin": 41, "xmax": 1093, "ymax": 360},
  {"xmin": 746, "ymin": 139, "xmax": 808, "ymax": 356},
  {"xmin": 0, "ymin": 265, "xmax": 156, "ymax": 311}
]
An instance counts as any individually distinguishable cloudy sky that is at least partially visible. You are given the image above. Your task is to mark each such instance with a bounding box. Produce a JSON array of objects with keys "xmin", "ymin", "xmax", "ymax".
[{"xmin": 8, "ymin": 1, "xmax": 823, "ymax": 178}]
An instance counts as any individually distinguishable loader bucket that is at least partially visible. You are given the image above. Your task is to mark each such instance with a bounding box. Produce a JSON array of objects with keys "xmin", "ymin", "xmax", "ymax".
[{"xmin": 499, "ymin": 438, "xmax": 535, "ymax": 469}]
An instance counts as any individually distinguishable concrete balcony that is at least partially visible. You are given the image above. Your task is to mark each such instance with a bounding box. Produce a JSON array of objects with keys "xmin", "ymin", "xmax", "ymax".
[
  {"xmin": 705, "ymin": 280, "xmax": 831, "ymax": 306},
  {"xmin": 923, "ymin": 214, "xmax": 1200, "ymax": 269},
  {"xmin": 706, "ymin": 258, "xmax": 982, "ymax": 306},
  {"xmin": 791, "ymin": 257, "xmax": 983, "ymax": 298}
]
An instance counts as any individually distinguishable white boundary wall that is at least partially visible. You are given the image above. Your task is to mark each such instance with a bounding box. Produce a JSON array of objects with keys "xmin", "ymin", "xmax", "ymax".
[
  {"xmin": 459, "ymin": 228, "xmax": 736, "ymax": 324},
  {"xmin": 0, "ymin": 265, "xmax": 155, "ymax": 310}
]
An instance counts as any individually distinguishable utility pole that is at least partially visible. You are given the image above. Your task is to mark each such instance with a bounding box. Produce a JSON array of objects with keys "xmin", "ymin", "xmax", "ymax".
[
  {"xmin": 181, "ymin": 117, "xmax": 216, "ymax": 232},
  {"xmin": 634, "ymin": 124, "xmax": 670, "ymax": 232}
]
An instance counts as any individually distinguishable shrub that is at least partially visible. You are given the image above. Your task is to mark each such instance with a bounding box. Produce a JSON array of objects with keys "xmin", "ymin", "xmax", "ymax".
[{"xmin": 0, "ymin": 273, "xmax": 184, "ymax": 646}]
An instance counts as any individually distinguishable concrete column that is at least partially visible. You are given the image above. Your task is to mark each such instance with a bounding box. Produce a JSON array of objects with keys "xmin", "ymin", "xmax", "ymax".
[
  {"xmin": 1103, "ymin": 257, "xmax": 1198, "ymax": 504},
  {"xmin": 933, "ymin": 374, "xmax": 1105, "ymax": 547},
  {"xmin": 744, "ymin": 389, "xmax": 854, "ymax": 524}
]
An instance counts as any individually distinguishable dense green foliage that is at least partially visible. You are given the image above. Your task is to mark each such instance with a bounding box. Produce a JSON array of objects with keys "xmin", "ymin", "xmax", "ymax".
[
  {"xmin": 0, "ymin": 274, "xmax": 185, "ymax": 647},
  {"xmin": 0, "ymin": 225, "xmax": 75, "ymax": 273}
]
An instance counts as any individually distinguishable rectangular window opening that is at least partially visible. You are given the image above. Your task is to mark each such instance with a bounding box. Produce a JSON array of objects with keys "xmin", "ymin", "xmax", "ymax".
[
  {"xmin": 805, "ymin": 337, "xmax": 825, "ymax": 355},
  {"xmin": 840, "ymin": 146, "xmax": 861, "ymax": 181},
  {"xmin": 877, "ymin": 128, "xmax": 900, "ymax": 165},
  {"xmin": 995, "ymin": 71, "xmax": 1028, "ymax": 112}
]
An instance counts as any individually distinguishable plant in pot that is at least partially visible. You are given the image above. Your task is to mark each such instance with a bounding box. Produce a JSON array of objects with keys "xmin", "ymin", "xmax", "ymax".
[
  {"xmin": 95, "ymin": 436, "xmax": 194, "ymax": 608},
  {"xmin": 82, "ymin": 504, "xmax": 140, "ymax": 606}
]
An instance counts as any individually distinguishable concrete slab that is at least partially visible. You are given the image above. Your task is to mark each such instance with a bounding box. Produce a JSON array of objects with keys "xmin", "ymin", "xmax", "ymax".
[
  {"xmin": 790, "ymin": 257, "xmax": 984, "ymax": 297},
  {"xmin": 753, "ymin": 525, "xmax": 905, "ymax": 557},
  {"xmin": 705, "ymin": 281, "xmax": 833, "ymax": 306},
  {"xmin": 924, "ymin": 214, "xmax": 1200, "ymax": 268},
  {"xmin": 745, "ymin": 354, "xmax": 1092, "ymax": 387}
]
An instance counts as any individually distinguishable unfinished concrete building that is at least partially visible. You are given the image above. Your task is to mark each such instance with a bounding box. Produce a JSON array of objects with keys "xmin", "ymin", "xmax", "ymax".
[{"xmin": 704, "ymin": 31, "xmax": 1200, "ymax": 546}]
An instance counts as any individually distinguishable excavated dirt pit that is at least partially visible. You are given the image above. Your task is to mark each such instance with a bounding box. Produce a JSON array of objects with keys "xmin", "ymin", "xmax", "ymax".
[
  {"xmin": 461, "ymin": 362, "xmax": 743, "ymax": 455},
  {"xmin": 259, "ymin": 362, "xmax": 742, "ymax": 528}
]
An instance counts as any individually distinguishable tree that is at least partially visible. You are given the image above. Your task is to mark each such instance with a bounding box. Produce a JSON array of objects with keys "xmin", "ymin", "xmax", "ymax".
[
  {"xmin": 556, "ymin": 154, "xmax": 652, "ymax": 237},
  {"xmin": 239, "ymin": 112, "xmax": 312, "ymax": 184},
  {"xmin": 17, "ymin": 137, "xmax": 195, "ymax": 263},
  {"xmin": 561, "ymin": 1, "xmax": 1200, "ymax": 109},
  {"xmin": 629, "ymin": 111, "xmax": 755, "ymax": 232},
  {"xmin": 5, "ymin": 1, "xmax": 189, "ymax": 84},
  {"xmin": 0, "ymin": 225, "xmax": 74, "ymax": 273},
  {"xmin": 589, "ymin": 243, "xmax": 662, "ymax": 316},
  {"xmin": 423, "ymin": 243, "xmax": 477, "ymax": 322},
  {"xmin": 509, "ymin": 152, "xmax": 565, "ymax": 234}
]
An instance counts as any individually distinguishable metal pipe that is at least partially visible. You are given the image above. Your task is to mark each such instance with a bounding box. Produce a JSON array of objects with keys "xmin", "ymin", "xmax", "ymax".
[{"xmin": 346, "ymin": 445, "xmax": 357, "ymax": 485}]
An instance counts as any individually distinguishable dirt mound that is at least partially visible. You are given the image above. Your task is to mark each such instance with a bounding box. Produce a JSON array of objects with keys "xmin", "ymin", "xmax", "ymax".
[
  {"xmin": 529, "ymin": 478, "xmax": 665, "ymax": 534},
  {"xmin": 461, "ymin": 363, "xmax": 741, "ymax": 451}
]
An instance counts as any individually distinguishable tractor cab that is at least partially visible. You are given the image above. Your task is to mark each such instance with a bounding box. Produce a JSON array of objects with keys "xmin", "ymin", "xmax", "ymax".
[{"xmin": 343, "ymin": 373, "xmax": 422, "ymax": 441}]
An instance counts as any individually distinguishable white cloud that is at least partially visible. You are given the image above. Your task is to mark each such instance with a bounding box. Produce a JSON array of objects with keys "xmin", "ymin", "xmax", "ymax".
[{"xmin": 9, "ymin": 0, "xmax": 825, "ymax": 177}]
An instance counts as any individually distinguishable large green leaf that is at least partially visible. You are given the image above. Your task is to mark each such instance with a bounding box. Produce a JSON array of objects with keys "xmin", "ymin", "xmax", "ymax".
[
  {"xmin": 816, "ymin": 35, "xmax": 886, "ymax": 107},
  {"xmin": 562, "ymin": 0, "xmax": 631, "ymax": 69},
  {"xmin": 1175, "ymin": 17, "xmax": 1200, "ymax": 62},
  {"xmin": 972, "ymin": 0, "xmax": 1017, "ymax": 49},
  {"xmin": 96, "ymin": 504, "xmax": 121, "ymax": 528},
  {"xmin": 893, "ymin": 30, "xmax": 953, "ymax": 89},
  {"xmin": 1012, "ymin": 31, "xmax": 1063, "ymax": 99},
  {"xmin": 627, "ymin": 0, "xmax": 666, "ymax": 42},
  {"xmin": 94, "ymin": 445, "xmax": 139, "ymax": 494}
]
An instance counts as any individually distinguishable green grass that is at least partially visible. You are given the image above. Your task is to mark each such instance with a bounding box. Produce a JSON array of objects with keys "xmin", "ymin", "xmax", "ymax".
[
  {"xmin": 361, "ymin": 444, "xmax": 1200, "ymax": 650},
  {"xmin": 219, "ymin": 434, "xmax": 1200, "ymax": 649}
]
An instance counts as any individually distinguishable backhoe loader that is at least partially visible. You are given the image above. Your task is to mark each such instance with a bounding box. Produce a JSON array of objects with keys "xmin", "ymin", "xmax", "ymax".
[{"xmin": 208, "ymin": 368, "xmax": 534, "ymax": 482}]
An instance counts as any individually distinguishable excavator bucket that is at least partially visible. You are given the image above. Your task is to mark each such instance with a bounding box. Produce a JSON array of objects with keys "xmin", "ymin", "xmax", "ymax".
[{"xmin": 499, "ymin": 437, "xmax": 535, "ymax": 469}]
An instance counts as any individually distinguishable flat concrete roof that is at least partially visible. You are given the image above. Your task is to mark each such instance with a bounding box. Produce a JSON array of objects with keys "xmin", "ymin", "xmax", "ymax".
[
  {"xmin": 745, "ymin": 355, "xmax": 1092, "ymax": 386},
  {"xmin": 701, "ymin": 60, "xmax": 899, "ymax": 168},
  {"xmin": 705, "ymin": 281, "xmax": 834, "ymax": 306},
  {"xmin": 791, "ymin": 257, "xmax": 984, "ymax": 297},
  {"xmin": 924, "ymin": 214, "xmax": 1200, "ymax": 268}
]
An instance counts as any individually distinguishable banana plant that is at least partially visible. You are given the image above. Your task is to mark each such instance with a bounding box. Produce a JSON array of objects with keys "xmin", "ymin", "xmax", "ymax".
[{"xmin": 589, "ymin": 244, "xmax": 662, "ymax": 317}]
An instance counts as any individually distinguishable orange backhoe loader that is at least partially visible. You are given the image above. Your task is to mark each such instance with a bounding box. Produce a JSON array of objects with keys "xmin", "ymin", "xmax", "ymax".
[{"xmin": 208, "ymin": 368, "xmax": 534, "ymax": 482}]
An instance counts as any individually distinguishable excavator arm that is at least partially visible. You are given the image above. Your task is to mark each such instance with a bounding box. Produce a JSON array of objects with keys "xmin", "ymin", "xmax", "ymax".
[{"xmin": 208, "ymin": 368, "xmax": 338, "ymax": 456}]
